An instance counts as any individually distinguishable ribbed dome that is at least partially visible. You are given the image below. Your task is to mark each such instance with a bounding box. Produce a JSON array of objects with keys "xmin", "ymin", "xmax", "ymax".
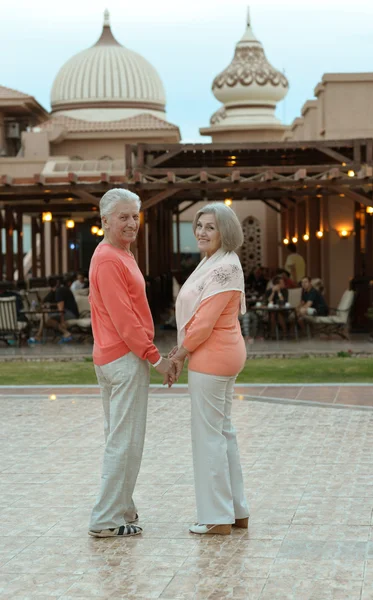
[{"xmin": 50, "ymin": 10, "xmax": 166, "ymax": 114}]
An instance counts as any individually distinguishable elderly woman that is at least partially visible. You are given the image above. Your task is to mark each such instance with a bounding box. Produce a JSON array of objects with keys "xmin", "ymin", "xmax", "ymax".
[
  {"xmin": 88, "ymin": 188, "xmax": 174, "ymax": 538},
  {"xmin": 170, "ymin": 203, "xmax": 249, "ymax": 536}
]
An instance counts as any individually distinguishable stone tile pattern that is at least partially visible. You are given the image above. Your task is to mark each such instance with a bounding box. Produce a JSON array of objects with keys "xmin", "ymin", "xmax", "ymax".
[{"xmin": 1, "ymin": 389, "xmax": 373, "ymax": 598}]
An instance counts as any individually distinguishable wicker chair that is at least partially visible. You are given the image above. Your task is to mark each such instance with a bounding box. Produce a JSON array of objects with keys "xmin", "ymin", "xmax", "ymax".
[
  {"xmin": 0, "ymin": 297, "xmax": 28, "ymax": 346},
  {"xmin": 304, "ymin": 290, "xmax": 355, "ymax": 339}
]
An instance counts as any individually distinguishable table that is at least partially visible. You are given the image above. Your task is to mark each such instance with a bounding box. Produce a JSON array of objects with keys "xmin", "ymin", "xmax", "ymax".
[
  {"xmin": 21, "ymin": 309, "xmax": 64, "ymax": 342},
  {"xmin": 247, "ymin": 305, "xmax": 299, "ymax": 341}
]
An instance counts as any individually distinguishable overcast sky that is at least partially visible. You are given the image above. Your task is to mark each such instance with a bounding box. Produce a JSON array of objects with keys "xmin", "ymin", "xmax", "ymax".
[{"xmin": 2, "ymin": 0, "xmax": 373, "ymax": 141}]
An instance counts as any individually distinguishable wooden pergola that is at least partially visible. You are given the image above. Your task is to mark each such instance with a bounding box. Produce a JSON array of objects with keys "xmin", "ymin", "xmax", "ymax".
[{"xmin": 1, "ymin": 138, "xmax": 373, "ymax": 321}]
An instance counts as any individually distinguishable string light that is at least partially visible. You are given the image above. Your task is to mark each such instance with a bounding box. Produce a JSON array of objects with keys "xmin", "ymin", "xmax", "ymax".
[
  {"xmin": 91, "ymin": 225, "xmax": 99, "ymax": 235},
  {"xmin": 348, "ymin": 170, "xmax": 355, "ymax": 177},
  {"xmin": 303, "ymin": 234, "xmax": 310, "ymax": 241},
  {"xmin": 283, "ymin": 238, "xmax": 289, "ymax": 245},
  {"xmin": 292, "ymin": 236, "xmax": 298, "ymax": 244},
  {"xmin": 224, "ymin": 198, "xmax": 233, "ymax": 206},
  {"xmin": 66, "ymin": 219, "xmax": 75, "ymax": 229},
  {"xmin": 97, "ymin": 229, "xmax": 104, "ymax": 236},
  {"xmin": 42, "ymin": 212, "xmax": 52, "ymax": 222},
  {"xmin": 316, "ymin": 230, "xmax": 324, "ymax": 239}
]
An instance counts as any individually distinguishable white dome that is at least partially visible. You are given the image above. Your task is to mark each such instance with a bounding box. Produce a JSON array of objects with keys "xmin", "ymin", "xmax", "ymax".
[{"xmin": 51, "ymin": 11, "xmax": 166, "ymax": 115}]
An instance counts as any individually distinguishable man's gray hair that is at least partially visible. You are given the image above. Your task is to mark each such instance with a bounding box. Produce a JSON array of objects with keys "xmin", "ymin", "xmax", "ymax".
[
  {"xmin": 192, "ymin": 202, "xmax": 244, "ymax": 252},
  {"xmin": 100, "ymin": 188, "xmax": 141, "ymax": 218}
]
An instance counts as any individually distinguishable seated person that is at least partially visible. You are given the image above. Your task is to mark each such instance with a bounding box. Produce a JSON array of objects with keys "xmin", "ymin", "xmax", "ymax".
[
  {"xmin": 71, "ymin": 272, "xmax": 87, "ymax": 292},
  {"xmin": 28, "ymin": 276, "xmax": 79, "ymax": 344},
  {"xmin": 296, "ymin": 277, "xmax": 328, "ymax": 333},
  {"xmin": 265, "ymin": 275, "xmax": 289, "ymax": 337}
]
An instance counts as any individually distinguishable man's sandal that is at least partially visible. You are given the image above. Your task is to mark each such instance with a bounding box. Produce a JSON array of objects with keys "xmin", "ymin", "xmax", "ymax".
[{"xmin": 88, "ymin": 524, "xmax": 142, "ymax": 538}]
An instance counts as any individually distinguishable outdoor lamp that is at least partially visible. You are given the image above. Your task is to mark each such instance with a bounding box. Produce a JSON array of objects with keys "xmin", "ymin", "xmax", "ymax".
[
  {"xmin": 303, "ymin": 233, "xmax": 309, "ymax": 241},
  {"xmin": 97, "ymin": 228, "xmax": 104, "ymax": 236},
  {"xmin": 367, "ymin": 207, "xmax": 373, "ymax": 215},
  {"xmin": 42, "ymin": 212, "xmax": 52, "ymax": 222},
  {"xmin": 224, "ymin": 198, "xmax": 233, "ymax": 206},
  {"xmin": 292, "ymin": 236, "xmax": 298, "ymax": 244},
  {"xmin": 316, "ymin": 230, "xmax": 324, "ymax": 239},
  {"xmin": 283, "ymin": 238, "xmax": 289, "ymax": 245},
  {"xmin": 66, "ymin": 219, "xmax": 75, "ymax": 229},
  {"xmin": 338, "ymin": 229, "xmax": 352, "ymax": 239},
  {"xmin": 91, "ymin": 225, "xmax": 99, "ymax": 235},
  {"xmin": 348, "ymin": 170, "xmax": 355, "ymax": 177}
]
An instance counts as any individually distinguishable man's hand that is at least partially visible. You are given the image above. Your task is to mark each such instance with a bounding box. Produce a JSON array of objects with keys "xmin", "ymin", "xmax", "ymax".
[
  {"xmin": 154, "ymin": 357, "xmax": 177, "ymax": 386},
  {"xmin": 168, "ymin": 345, "xmax": 178, "ymax": 359}
]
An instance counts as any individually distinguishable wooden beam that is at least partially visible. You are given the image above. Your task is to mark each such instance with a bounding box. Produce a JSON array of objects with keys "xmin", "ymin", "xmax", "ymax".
[
  {"xmin": 148, "ymin": 147, "xmax": 184, "ymax": 168},
  {"xmin": 178, "ymin": 200, "xmax": 199, "ymax": 215},
  {"xmin": 5, "ymin": 207, "xmax": 14, "ymax": 281},
  {"xmin": 141, "ymin": 188, "xmax": 180, "ymax": 211},
  {"xmin": 262, "ymin": 199, "xmax": 280, "ymax": 213},
  {"xmin": 31, "ymin": 217, "xmax": 37, "ymax": 277},
  {"xmin": 330, "ymin": 185, "xmax": 373, "ymax": 208},
  {"xmin": 367, "ymin": 140, "xmax": 373, "ymax": 164},
  {"xmin": 73, "ymin": 189, "xmax": 100, "ymax": 206},
  {"xmin": 294, "ymin": 169, "xmax": 307, "ymax": 180},
  {"xmin": 315, "ymin": 145, "xmax": 352, "ymax": 164}
]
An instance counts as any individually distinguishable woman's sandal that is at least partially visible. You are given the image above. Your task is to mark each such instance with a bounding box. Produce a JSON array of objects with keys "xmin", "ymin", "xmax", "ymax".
[
  {"xmin": 189, "ymin": 523, "xmax": 231, "ymax": 535},
  {"xmin": 233, "ymin": 517, "xmax": 249, "ymax": 529}
]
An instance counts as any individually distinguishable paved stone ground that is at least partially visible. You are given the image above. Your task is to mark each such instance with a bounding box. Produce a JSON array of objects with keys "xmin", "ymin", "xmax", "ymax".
[{"xmin": 1, "ymin": 386, "xmax": 373, "ymax": 599}]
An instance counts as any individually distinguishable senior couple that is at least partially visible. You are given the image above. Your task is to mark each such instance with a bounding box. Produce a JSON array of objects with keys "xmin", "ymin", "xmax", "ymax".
[{"xmin": 88, "ymin": 189, "xmax": 249, "ymax": 538}]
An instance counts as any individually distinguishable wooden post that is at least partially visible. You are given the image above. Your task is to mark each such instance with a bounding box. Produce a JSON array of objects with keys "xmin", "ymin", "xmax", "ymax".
[
  {"xmin": 137, "ymin": 211, "xmax": 146, "ymax": 274},
  {"xmin": 39, "ymin": 216, "xmax": 46, "ymax": 278},
  {"xmin": 354, "ymin": 202, "xmax": 362, "ymax": 277},
  {"xmin": 31, "ymin": 217, "xmax": 38, "ymax": 277},
  {"xmin": 56, "ymin": 220, "xmax": 63, "ymax": 275},
  {"xmin": 0, "ymin": 210, "xmax": 4, "ymax": 281},
  {"xmin": 5, "ymin": 206, "xmax": 14, "ymax": 281},
  {"xmin": 320, "ymin": 196, "xmax": 330, "ymax": 303},
  {"xmin": 50, "ymin": 221, "xmax": 56, "ymax": 275},
  {"xmin": 365, "ymin": 208, "xmax": 373, "ymax": 276},
  {"xmin": 176, "ymin": 210, "xmax": 181, "ymax": 271},
  {"xmin": 297, "ymin": 201, "xmax": 306, "ymax": 262},
  {"xmin": 308, "ymin": 197, "xmax": 321, "ymax": 278},
  {"xmin": 16, "ymin": 211, "xmax": 24, "ymax": 281}
]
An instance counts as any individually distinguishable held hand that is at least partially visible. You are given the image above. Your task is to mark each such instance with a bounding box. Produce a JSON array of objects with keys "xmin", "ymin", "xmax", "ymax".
[
  {"xmin": 171, "ymin": 357, "xmax": 184, "ymax": 381},
  {"xmin": 168, "ymin": 345, "xmax": 178, "ymax": 359},
  {"xmin": 154, "ymin": 358, "xmax": 177, "ymax": 386}
]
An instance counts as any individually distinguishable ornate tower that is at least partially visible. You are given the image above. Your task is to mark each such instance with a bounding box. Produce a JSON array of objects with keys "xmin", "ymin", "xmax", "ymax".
[{"xmin": 200, "ymin": 7, "xmax": 289, "ymax": 142}]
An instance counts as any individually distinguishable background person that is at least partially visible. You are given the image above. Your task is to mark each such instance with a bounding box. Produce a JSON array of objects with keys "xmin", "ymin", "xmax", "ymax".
[
  {"xmin": 170, "ymin": 203, "xmax": 249, "ymax": 537},
  {"xmin": 265, "ymin": 275, "xmax": 289, "ymax": 338},
  {"xmin": 284, "ymin": 243, "xmax": 306, "ymax": 284},
  {"xmin": 28, "ymin": 276, "xmax": 76, "ymax": 344},
  {"xmin": 71, "ymin": 272, "xmax": 87, "ymax": 291},
  {"xmin": 88, "ymin": 188, "xmax": 174, "ymax": 539}
]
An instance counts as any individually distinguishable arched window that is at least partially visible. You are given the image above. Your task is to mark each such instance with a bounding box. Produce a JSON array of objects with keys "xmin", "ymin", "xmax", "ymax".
[{"xmin": 241, "ymin": 216, "xmax": 262, "ymax": 273}]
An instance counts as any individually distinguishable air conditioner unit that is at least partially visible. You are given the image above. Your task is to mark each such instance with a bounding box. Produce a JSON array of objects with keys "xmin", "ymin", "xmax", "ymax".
[{"xmin": 6, "ymin": 122, "xmax": 21, "ymax": 139}]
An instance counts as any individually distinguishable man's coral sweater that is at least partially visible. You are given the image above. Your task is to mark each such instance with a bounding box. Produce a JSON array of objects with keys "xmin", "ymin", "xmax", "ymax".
[{"xmin": 89, "ymin": 243, "xmax": 161, "ymax": 367}]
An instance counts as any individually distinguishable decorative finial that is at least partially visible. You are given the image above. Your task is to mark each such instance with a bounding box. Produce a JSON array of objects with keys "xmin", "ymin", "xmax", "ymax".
[
  {"xmin": 247, "ymin": 6, "xmax": 251, "ymax": 27},
  {"xmin": 104, "ymin": 9, "xmax": 110, "ymax": 27}
]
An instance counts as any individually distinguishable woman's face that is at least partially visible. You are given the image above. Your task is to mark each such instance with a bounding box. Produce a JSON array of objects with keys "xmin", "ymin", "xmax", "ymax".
[{"xmin": 195, "ymin": 213, "xmax": 221, "ymax": 257}]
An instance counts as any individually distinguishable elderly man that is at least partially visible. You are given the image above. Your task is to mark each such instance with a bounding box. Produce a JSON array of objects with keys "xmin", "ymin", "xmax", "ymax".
[{"xmin": 88, "ymin": 188, "xmax": 175, "ymax": 538}]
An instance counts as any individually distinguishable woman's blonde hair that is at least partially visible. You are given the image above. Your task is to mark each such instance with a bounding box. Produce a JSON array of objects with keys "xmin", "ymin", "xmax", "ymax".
[{"xmin": 192, "ymin": 203, "xmax": 244, "ymax": 252}]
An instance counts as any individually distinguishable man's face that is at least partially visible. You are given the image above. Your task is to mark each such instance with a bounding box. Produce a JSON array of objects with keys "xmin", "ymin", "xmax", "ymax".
[
  {"xmin": 279, "ymin": 278, "xmax": 285, "ymax": 289},
  {"xmin": 103, "ymin": 201, "xmax": 140, "ymax": 248},
  {"xmin": 302, "ymin": 278, "xmax": 311, "ymax": 291}
]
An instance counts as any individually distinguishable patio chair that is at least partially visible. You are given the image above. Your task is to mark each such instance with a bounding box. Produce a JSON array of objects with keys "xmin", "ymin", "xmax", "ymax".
[
  {"xmin": 304, "ymin": 290, "xmax": 355, "ymax": 339},
  {"xmin": 0, "ymin": 297, "xmax": 28, "ymax": 346},
  {"xmin": 66, "ymin": 294, "xmax": 91, "ymax": 340}
]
